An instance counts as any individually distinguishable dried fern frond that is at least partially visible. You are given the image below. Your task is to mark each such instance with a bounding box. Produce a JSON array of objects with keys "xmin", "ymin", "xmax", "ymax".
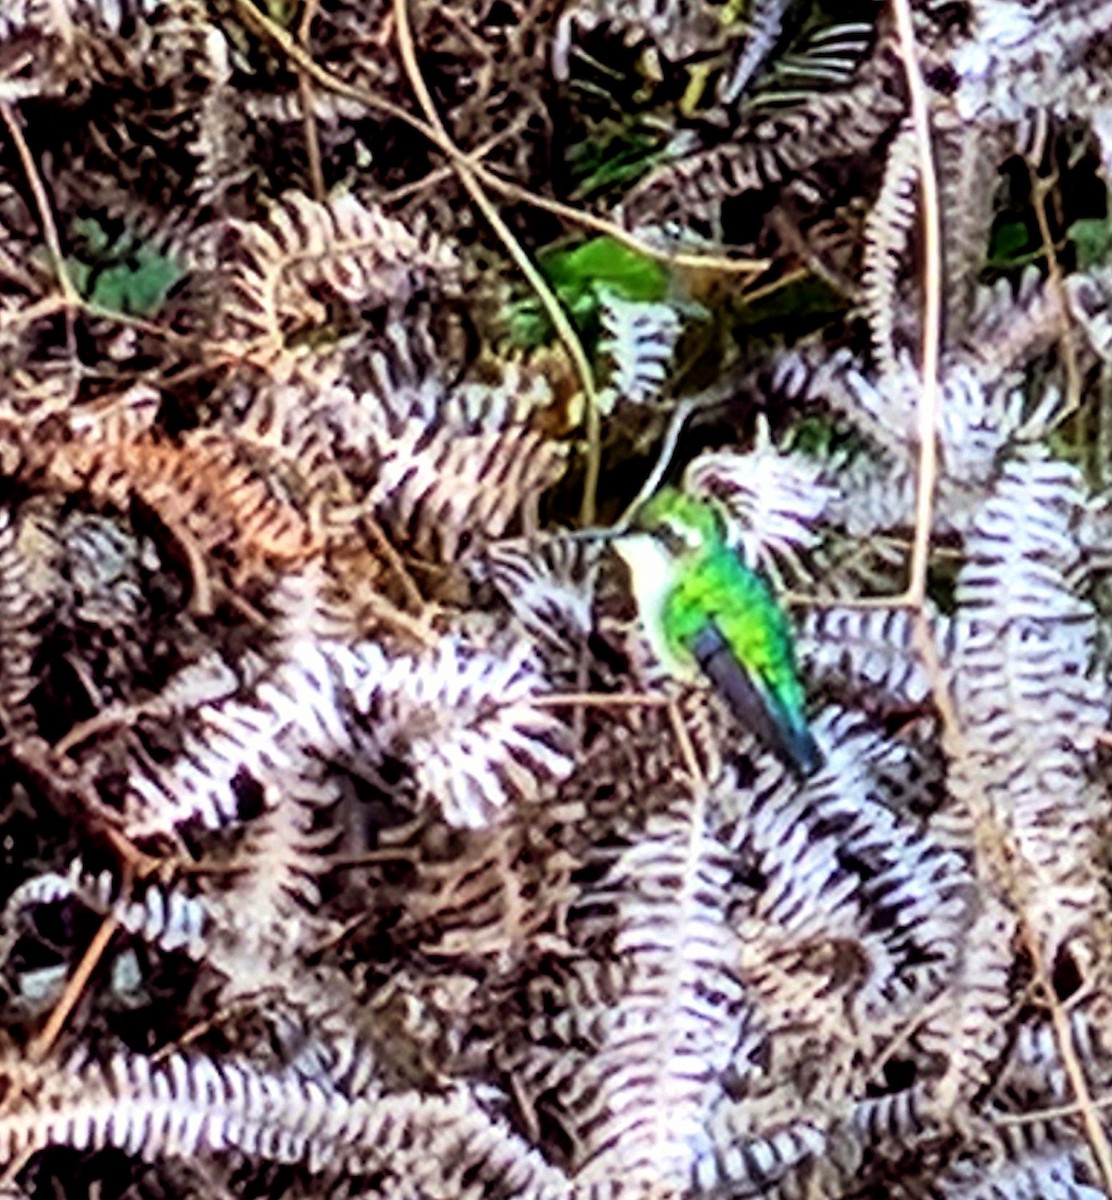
[
  {"xmin": 861, "ymin": 120, "xmax": 919, "ymax": 376},
  {"xmin": 371, "ymin": 421, "xmax": 567, "ymax": 563},
  {"xmin": 594, "ymin": 289, "xmax": 684, "ymax": 413},
  {"xmin": 568, "ymin": 791, "xmax": 745, "ymax": 1188},
  {"xmin": 935, "ymin": 117, "xmax": 1014, "ymax": 339},
  {"xmin": 0, "ymin": 0, "xmax": 195, "ymax": 40},
  {"xmin": 481, "ymin": 537, "xmax": 598, "ymax": 665},
  {"xmin": 124, "ymin": 640, "xmax": 347, "ymax": 839},
  {"xmin": 205, "ymin": 761, "xmax": 344, "ymax": 953},
  {"xmin": 952, "ymin": 0, "xmax": 1112, "ymax": 133},
  {"xmin": 950, "ymin": 448, "xmax": 1107, "ymax": 963},
  {"xmin": 1, "ymin": 860, "xmax": 207, "ymax": 960},
  {"xmin": 624, "ymin": 34, "xmax": 905, "ymax": 228},
  {"xmin": 1068, "ymin": 262, "xmax": 1112, "ymax": 364},
  {"xmin": 554, "ymin": 0, "xmax": 734, "ymax": 75},
  {"xmin": 303, "ymin": 320, "xmax": 571, "ymax": 564},
  {"xmin": 402, "ymin": 818, "xmax": 577, "ymax": 966},
  {"xmin": 24, "ymin": 421, "xmax": 321, "ymax": 609},
  {"xmin": 964, "ymin": 267, "xmax": 1068, "ymax": 378},
  {"xmin": 683, "ymin": 424, "xmax": 834, "ymax": 582},
  {"xmin": 4, "ymin": 0, "xmax": 1112, "ymax": 1196},
  {"xmin": 215, "ymin": 192, "xmax": 458, "ymax": 353},
  {"xmin": 743, "ymin": 21, "xmax": 874, "ymax": 109},
  {"xmin": 0, "ymin": 184, "xmax": 46, "ymax": 317},
  {"xmin": 344, "ymin": 637, "xmax": 574, "ymax": 829},
  {"xmin": 351, "ymin": 323, "xmax": 553, "ymax": 446},
  {"xmin": 917, "ymin": 894, "xmax": 1017, "ymax": 1112},
  {"xmin": 719, "ymin": 0, "xmax": 789, "ymax": 104},
  {"xmin": 932, "ymin": 1132, "xmax": 1106, "ymax": 1200},
  {"xmin": 799, "ymin": 605, "xmax": 939, "ymax": 712},
  {"xmin": 0, "ymin": 504, "xmax": 56, "ymax": 735},
  {"xmin": 735, "ymin": 711, "xmax": 969, "ymax": 1023},
  {"xmin": 0, "ymin": 1046, "xmax": 571, "ymax": 1193},
  {"xmin": 771, "ymin": 344, "xmax": 1070, "ymax": 539}
]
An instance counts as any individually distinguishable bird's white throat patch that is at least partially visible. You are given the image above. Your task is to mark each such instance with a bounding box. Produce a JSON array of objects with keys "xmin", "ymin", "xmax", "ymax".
[{"xmin": 613, "ymin": 533, "xmax": 695, "ymax": 677}]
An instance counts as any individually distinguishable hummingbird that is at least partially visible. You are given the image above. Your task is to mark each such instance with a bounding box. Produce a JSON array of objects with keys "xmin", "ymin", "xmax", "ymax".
[{"xmin": 613, "ymin": 487, "xmax": 823, "ymax": 777}]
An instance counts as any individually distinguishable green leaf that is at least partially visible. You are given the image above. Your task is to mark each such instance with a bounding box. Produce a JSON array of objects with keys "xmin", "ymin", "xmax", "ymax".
[
  {"xmin": 539, "ymin": 237, "xmax": 669, "ymax": 305},
  {"xmin": 786, "ymin": 415, "xmax": 838, "ymax": 457},
  {"xmin": 1068, "ymin": 216, "xmax": 1112, "ymax": 270},
  {"xmin": 90, "ymin": 251, "xmax": 182, "ymax": 317},
  {"xmin": 733, "ymin": 276, "xmax": 847, "ymax": 327},
  {"xmin": 71, "ymin": 216, "xmax": 111, "ymax": 255},
  {"xmin": 265, "ymin": 0, "xmax": 299, "ymax": 27},
  {"xmin": 505, "ymin": 298, "xmax": 552, "ymax": 348},
  {"xmin": 504, "ymin": 237, "xmax": 671, "ymax": 349},
  {"xmin": 567, "ymin": 125, "xmax": 663, "ymax": 200},
  {"xmin": 990, "ymin": 217, "xmax": 1033, "ymax": 262},
  {"xmin": 67, "ymin": 217, "xmax": 183, "ymax": 316}
]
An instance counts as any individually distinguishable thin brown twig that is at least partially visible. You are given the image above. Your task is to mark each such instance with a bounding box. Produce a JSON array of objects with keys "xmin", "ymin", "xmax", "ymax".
[
  {"xmin": 738, "ymin": 266, "xmax": 812, "ymax": 306},
  {"xmin": 996, "ymin": 1088, "xmax": 1112, "ymax": 1127},
  {"xmin": 483, "ymin": 171, "xmax": 766, "ymax": 275},
  {"xmin": 1019, "ymin": 921, "xmax": 1112, "ymax": 1191},
  {"xmin": 0, "ymin": 105, "xmax": 200, "ymax": 358},
  {"xmin": 391, "ymin": 0, "xmax": 603, "ymax": 526},
  {"xmin": 782, "ymin": 590, "xmax": 913, "ymax": 611},
  {"xmin": 359, "ymin": 507, "xmax": 429, "ymax": 616},
  {"xmin": 27, "ymin": 912, "xmax": 120, "ymax": 1062},
  {"xmin": 619, "ymin": 396, "xmax": 698, "ymax": 527},
  {"xmin": 889, "ymin": 14, "xmax": 1112, "ymax": 1179},
  {"xmin": 889, "ymin": 8, "xmax": 1112, "ymax": 1176},
  {"xmin": 101, "ymin": 828, "xmax": 167, "ymax": 881},
  {"xmin": 534, "ymin": 691, "xmax": 671, "ymax": 708},
  {"xmin": 381, "ymin": 121, "xmax": 532, "ymax": 206},
  {"xmin": 360, "ymin": 589, "xmax": 439, "ymax": 649},
  {"xmin": 0, "ymin": 293, "xmax": 68, "ymax": 332},
  {"xmin": 0, "ymin": 291, "xmax": 205, "ymax": 356},
  {"xmin": 0, "ymin": 98, "xmax": 79, "ymax": 357},
  {"xmin": 668, "ymin": 701, "xmax": 707, "ymax": 791},
  {"xmin": 890, "ymin": 0, "xmax": 941, "ymax": 611},
  {"xmin": 233, "ymin": 0, "xmax": 776, "ymax": 530},
  {"xmin": 0, "ymin": 102, "xmax": 76, "ymax": 306},
  {"xmin": 1029, "ymin": 165, "xmax": 1084, "ymax": 422},
  {"xmin": 298, "ymin": 0, "xmax": 326, "ymax": 201},
  {"xmin": 306, "ymin": 910, "xmax": 375, "ymax": 957},
  {"xmin": 773, "ymin": 0, "xmax": 943, "ymax": 621},
  {"xmin": 897, "ymin": 154, "xmax": 1112, "ymax": 1200},
  {"xmin": 767, "ymin": 210, "xmax": 860, "ymax": 301},
  {"xmin": 232, "ymin": 0, "xmax": 440, "ymax": 136},
  {"xmin": 328, "ymin": 847, "xmax": 422, "ymax": 871},
  {"xmin": 150, "ymin": 997, "xmax": 268, "ymax": 1065}
]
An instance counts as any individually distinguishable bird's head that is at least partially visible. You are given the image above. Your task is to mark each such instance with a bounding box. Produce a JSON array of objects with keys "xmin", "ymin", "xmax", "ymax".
[{"xmin": 630, "ymin": 487, "xmax": 724, "ymax": 562}]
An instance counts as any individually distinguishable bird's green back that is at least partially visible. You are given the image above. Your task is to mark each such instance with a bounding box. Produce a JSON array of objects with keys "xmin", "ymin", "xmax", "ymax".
[{"xmin": 663, "ymin": 542, "xmax": 809, "ymax": 725}]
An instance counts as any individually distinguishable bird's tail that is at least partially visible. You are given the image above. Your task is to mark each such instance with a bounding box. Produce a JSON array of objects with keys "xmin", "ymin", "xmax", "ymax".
[
  {"xmin": 691, "ymin": 624, "xmax": 823, "ymax": 778},
  {"xmin": 777, "ymin": 718, "xmax": 824, "ymax": 778}
]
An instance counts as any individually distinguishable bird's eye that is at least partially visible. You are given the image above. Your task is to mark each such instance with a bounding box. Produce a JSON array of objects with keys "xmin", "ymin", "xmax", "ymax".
[
  {"xmin": 655, "ymin": 527, "xmax": 685, "ymax": 556},
  {"xmin": 656, "ymin": 518, "xmax": 702, "ymax": 555}
]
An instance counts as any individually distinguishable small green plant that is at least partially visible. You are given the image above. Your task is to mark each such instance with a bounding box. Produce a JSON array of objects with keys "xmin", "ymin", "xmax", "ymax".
[
  {"xmin": 567, "ymin": 121, "xmax": 666, "ymax": 201},
  {"xmin": 507, "ymin": 236, "xmax": 669, "ymax": 347},
  {"xmin": 1067, "ymin": 213, "xmax": 1112, "ymax": 269},
  {"xmin": 65, "ymin": 217, "xmax": 183, "ymax": 317}
]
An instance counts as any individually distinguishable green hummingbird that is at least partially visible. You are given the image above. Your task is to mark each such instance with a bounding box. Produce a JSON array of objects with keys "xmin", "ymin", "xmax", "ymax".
[{"xmin": 614, "ymin": 487, "xmax": 822, "ymax": 777}]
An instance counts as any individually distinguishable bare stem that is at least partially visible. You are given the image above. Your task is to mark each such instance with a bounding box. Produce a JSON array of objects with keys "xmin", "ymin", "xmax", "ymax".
[{"xmin": 889, "ymin": 0, "xmax": 941, "ymax": 611}]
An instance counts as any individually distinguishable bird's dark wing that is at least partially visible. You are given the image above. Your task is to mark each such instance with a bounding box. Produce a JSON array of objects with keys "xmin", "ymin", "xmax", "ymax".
[{"xmin": 690, "ymin": 621, "xmax": 823, "ymax": 778}]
